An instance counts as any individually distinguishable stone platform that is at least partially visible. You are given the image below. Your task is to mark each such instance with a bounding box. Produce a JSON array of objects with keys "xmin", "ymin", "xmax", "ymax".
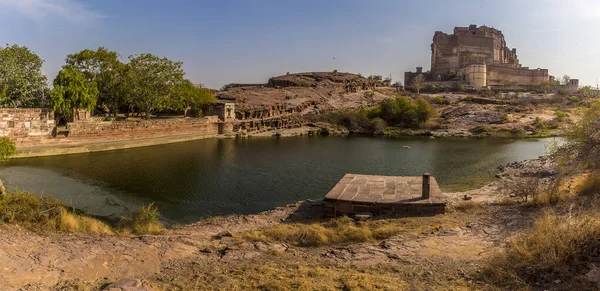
[{"xmin": 324, "ymin": 174, "xmax": 446, "ymax": 217}]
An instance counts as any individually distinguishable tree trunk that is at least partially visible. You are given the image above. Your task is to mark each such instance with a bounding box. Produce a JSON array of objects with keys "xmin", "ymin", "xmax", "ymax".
[{"xmin": 145, "ymin": 108, "xmax": 151, "ymax": 120}]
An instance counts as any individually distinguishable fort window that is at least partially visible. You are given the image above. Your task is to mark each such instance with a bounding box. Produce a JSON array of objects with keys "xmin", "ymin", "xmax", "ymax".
[{"xmin": 8, "ymin": 121, "xmax": 14, "ymax": 128}]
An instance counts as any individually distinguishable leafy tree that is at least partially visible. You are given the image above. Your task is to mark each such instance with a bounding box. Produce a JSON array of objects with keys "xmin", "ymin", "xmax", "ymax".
[
  {"xmin": 540, "ymin": 81, "xmax": 552, "ymax": 93},
  {"xmin": 65, "ymin": 47, "xmax": 128, "ymax": 115},
  {"xmin": 50, "ymin": 66, "xmax": 99, "ymax": 118},
  {"xmin": 172, "ymin": 80, "xmax": 216, "ymax": 117},
  {"xmin": 127, "ymin": 53, "xmax": 185, "ymax": 119},
  {"xmin": 415, "ymin": 97, "xmax": 433, "ymax": 123},
  {"xmin": 0, "ymin": 44, "xmax": 47, "ymax": 107},
  {"xmin": 411, "ymin": 74, "xmax": 425, "ymax": 94},
  {"xmin": 368, "ymin": 75, "xmax": 383, "ymax": 81}
]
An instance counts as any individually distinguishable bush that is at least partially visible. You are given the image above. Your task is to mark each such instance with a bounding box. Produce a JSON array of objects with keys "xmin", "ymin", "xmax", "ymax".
[
  {"xmin": 369, "ymin": 118, "xmax": 386, "ymax": 135},
  {"xmin": 580, "ymin": 171, "xmax": 600, "ymax": 197},
  {"xmin": 469, "ymin": 126, "xmax": 493, "ymax": 135},
  {"xmin": 554, "ymin": 101, "xmax": 600, "ymax": 170},
  {"xmin": 378, "ymin": 96, "xmax": 432, "ymax": 128},
  {"xmin": 569, "ymin": 95, "xmax": 580, "ymax": 104},
  {"xmin": 120, "ymin": 203, "xmax": 164, "ymax": 234},
  {"xmin": 533, "ymin": 117, "xmax": 545, "ymax": 129},
  {"xmin": 0, "ymin": 192, "xmax": 113, "ymax": 234},
  {"xmin": 500, "ymin": 177, "xmax": 540, "ymax": 202},
  {"xmin": 482, "ymin": 211, "xmax": 600, "ymax": 289},
  {"xmin": 0, "ymin": 137, "xmax": 16, "ymax": 162},
  {"xmin": 433, "ymin": 96, "xmax": 449, "ymax": 105},
  {"xmin": 554, "ymin": 110, "xmax": 567, "ymax": 120}
]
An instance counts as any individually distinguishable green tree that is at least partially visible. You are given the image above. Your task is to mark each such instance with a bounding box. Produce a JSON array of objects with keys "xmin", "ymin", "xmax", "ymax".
[
  {"xmin": 127, "ymin": 53, "xmax": 185, "ymax": 119},
  {"xmin": 415, "ymin": 97, "xmax": 433, "ymax": 123},
  {"xmin": 50, "ymin": 66, "xmax": 99, "ymax": 118},
  {"xmin": 540, "ymin": 81, "xmax": 552, "ymax": 93},
  {"xmin": 0, "ymin": 44, "xmax": 48, "ymax": 107},
  {"xmin": 66, "ymin": 47, "xmax": 128, "ymax": 115},
  {"xmin": 172, "ymin": 80, "xmax": 216, "ymax": 117}
]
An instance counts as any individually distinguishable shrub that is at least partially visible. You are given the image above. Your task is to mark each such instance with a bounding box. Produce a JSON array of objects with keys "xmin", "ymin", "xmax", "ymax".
[
  {"xmin": 554, "ymin": 101, "xmax": 600, "ymax": 170},
  {"xmin": 120, "ymin": 203, "xmax": 164, "ymax": 234},
  {"xmin": 569, "ymin": 95, "xmax": 580, "ymax": 104},
  {"xmin": 500, "ymin": 177, "xmax": 540, "ymax": 202},
  {"xmin": 469, "ymin": 126, "xmax": 493, "ymax": 135},
  {"xmin": 369, "ymin": 118, "xmax": 386, "ymax": 135},
  {"xmin": 533, "ymin": 117, "xmax": 545, "ymax": 129},
  {"xmin": 579, "ymin": 171, "xmax": 600, "ymax": 197},
  {"xmin": 509, "ymin": 126, "xmax": 525, "ymax": 136},
  {"xmin": 0, "ymin": 192, "xmax": 113, "ymax": 234},
  {"xmin": 433, "ymin": 96, "xmax": 449, "ymax": 105},
  {"xmin": 0, "ymin": 137, "xmax": 16, "ymax": 162},
  {"xmin": 554, "ymin": 110, "xmax": 567, "ymax": 120},
  {"xmin": 378, "ymin": 96, "xmax": 432, "ymax": 128},
  {"xmin": 482, "ymin": 211, "xmax": 600, "ymax": 289}
]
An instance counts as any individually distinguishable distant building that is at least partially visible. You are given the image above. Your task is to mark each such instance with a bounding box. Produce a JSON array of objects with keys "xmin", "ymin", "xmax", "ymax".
[{"xmin": 405, "ymin": 24, "xmax": 550, "ymax": 88}]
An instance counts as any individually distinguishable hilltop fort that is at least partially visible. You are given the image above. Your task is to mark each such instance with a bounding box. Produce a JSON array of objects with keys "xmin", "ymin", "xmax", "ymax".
[{"xmin": 405, "ymin": 24, "xmax": 570, "ymax": 88}]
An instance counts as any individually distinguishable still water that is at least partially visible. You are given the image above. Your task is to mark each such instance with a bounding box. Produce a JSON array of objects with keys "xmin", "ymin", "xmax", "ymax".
[{"xmin": 0, "ymin": 136, "xmax": 552, "ymax": 223}]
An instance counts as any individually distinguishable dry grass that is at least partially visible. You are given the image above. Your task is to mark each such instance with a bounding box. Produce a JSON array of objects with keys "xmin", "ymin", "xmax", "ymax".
[
  {"xmin": 0, "ymin": 192, "xmax": 163, "ymax": 235},
  {"xmin": 58, "ymin": 208, "xmax": 113, "ymax": 234},
  {"xmin": 241, "ymin": 215, "xmax": 462, "ymax": 247},
  {"xmin": 150, "ymin": 255, "xmax": 473, "ymax": 291},
  {"xmin": 0, "ymin": 192, "xmax": 115, "ymax": 234},
  {"xmin": 450, "ymin": 200, "xmax": 482, "ymax": 213},
  {"xmin": 482, "ymin": 210, "xmax": 600, "ymax": 289},
  {"xmin": 119, "ymin": 203, "xmax": 165, "ymax": 235},
  {"xmin": 580, "ymin": 171, "xmax": 600, "ymax": 197}
]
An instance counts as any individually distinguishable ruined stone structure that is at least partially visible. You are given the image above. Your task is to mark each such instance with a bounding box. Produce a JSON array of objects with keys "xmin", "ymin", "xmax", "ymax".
[
  {"xmin": 405, "ymin": 24, "xmax": 550, "ymax": 88},
  {"xmin": 0, "ymin": 109, "xmax": 55, "ymax": 145},
  {"xmin": 204, "ymin": 102, "xmax": 236, "ymax": 122}
]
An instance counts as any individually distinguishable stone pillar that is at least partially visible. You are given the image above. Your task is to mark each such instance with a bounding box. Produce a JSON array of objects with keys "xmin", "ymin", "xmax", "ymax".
[{"xmin": 422, "ymin": 173, "xmax": 431, "ymax": 199}]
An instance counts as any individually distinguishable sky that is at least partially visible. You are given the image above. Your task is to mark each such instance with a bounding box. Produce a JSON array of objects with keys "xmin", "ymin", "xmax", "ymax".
[{"xmin": 0, "ymin": 0, "xmax": 599, "ymax": 89}]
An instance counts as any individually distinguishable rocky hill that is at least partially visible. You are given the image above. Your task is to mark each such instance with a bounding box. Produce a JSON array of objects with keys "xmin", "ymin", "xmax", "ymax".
[{"xmin": 217, "ymin": 72, "xmax": 396, "ymax": 120}]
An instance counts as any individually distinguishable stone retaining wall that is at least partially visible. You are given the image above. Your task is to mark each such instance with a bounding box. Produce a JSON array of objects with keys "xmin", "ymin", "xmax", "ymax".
[
  {"xmin": 0, "ymin": 108, "xmax": 55, "ymax": 144},
  {"xmin": 66, "ymin": 116, "xmax": 220, "ymax": 142}
]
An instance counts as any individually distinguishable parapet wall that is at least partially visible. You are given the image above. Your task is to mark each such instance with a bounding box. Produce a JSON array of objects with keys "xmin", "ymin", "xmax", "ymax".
[
  {"xmin": 67, "ymin": 116, "xmax": 220, "ymax": 142},
  {"xmin": 0, "ymin": 108, "xmax": 55, "ymax": 141},
  {"xmin": 486, "ymin": 65, "xmax": 548, "ymax": 86}
]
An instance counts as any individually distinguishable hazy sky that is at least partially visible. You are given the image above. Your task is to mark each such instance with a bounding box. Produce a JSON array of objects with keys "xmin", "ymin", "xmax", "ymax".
[{"xmin": 0, "ymin": 0, "xmax": 598, "ymax": 88}]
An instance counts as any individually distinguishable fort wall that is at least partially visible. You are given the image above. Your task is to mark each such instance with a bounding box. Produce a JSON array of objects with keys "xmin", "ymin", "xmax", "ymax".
[{"xmin": 486, "ymin": 65, "xmax": 548, "ymax": 86}]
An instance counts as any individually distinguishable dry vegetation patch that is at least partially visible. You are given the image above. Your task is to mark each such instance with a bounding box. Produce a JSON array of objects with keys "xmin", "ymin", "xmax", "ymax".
[
  {"xmin": 0, "ymin": 192, "xmax": 163, "ymax": 235},
  {"xmin": 482, "ymin": 210, "xmax": 600, "ymax": 289}
]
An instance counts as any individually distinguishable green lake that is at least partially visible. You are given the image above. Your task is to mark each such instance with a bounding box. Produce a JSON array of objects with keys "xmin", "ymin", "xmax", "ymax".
[{"xmin": 0, "ymin": 136, "xmax": 553, "ymax": 223}]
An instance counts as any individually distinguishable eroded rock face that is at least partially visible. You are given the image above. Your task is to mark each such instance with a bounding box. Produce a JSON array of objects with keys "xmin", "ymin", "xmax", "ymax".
[
  {"xmin": 217, "ymin": 72, "xmax": 393, "ymax": 125},
  {"xmin": 440, "ymin": 104, "xmax": 506, "ymax": 125}
]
